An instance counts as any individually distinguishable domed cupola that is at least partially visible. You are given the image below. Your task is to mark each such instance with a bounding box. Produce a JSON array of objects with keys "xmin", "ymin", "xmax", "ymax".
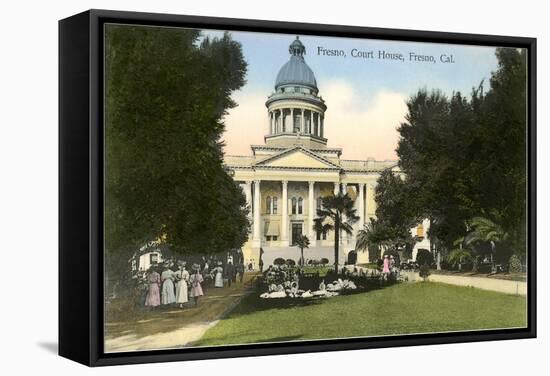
[
  {"xmin": 275, "ymin": 37, "xmax": 318, "ymax": 92},
  {"xmin": 265, "ymin": 37, "xmax": 328, "ymax": 149}
]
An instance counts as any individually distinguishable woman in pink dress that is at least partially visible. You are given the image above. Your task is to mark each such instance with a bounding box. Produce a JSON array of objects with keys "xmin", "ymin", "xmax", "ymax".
[
  {"xmin": 144, "ymin": 267, "xmax": 161, "ymax": 308},
  {"xmin": 189, "ymin": 264, "xmax": 204, "ymax": 306},
  {"xmin": 382, "ymin": 255, "xmax": 391, "ymax": 281}
]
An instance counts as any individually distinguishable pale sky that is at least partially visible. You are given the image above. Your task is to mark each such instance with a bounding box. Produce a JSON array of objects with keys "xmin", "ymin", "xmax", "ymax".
[{"xmin": 202, "ymin": 29, "xmax": 499, "ymax": 160}]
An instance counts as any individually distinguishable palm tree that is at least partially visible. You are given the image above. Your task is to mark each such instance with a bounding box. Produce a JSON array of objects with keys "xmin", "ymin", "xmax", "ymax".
[
  {"xmin": 314, "ymin": 192, "xmax": 359, "ymax": 273},
  {"xmin": 356, "ymin": 220, "xmax": 381, "ymax": 261},
  {"xmin": 294, "ymin": 235, "xmax": 310, "ymax": 266},
  {"xmin": 467, "ymin": 217, "xmax": 509, "ymax": 244},
  {"xmin": 466, "ymin": 216, "xmax": 509, "ymax": 270}
]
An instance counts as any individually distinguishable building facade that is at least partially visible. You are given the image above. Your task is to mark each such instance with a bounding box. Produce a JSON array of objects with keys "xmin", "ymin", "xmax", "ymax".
[{"xmin": 224, "ymin": 37, "xmax": 428, "ymax": 267}]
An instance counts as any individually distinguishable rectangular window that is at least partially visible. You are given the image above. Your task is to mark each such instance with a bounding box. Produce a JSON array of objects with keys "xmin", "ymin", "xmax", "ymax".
[
  {"xmin": 150, "ymin": 253, "xmax": 158, "ymax": 264},
  {"xmin": 266, "ymin": 235, "xmax": 272, "ymax": 241},
  {"xmin": 291, "ymin": 223, "xmax": 303, "ymax": 246}
]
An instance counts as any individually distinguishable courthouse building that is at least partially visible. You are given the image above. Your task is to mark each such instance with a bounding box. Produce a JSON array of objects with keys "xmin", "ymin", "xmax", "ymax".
[{"xmin": 224, "ymin": 37, "xmax": 429, "ymax": 267}]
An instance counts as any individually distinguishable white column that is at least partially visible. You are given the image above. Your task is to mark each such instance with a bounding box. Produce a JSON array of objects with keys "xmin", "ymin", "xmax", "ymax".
[
  {"xmin": 333, "ymin": 182, "xmax": 339, "ymax": 195},
  {"xmin": 280, "ymin": 109, "xmax": 284, "ymax": 132},
  {"xmin": 290, "ymin": 108, "xmax": 294, "ymax": 132},
  {"xmin": 342, "ymin": 182, "xmax": 348, "ymax": 243},
  {"xmin": 281, "ymin": 180, "xmax": 289, "ymax": 246},
  {"xmin": 253, "ymin": 180, "xmax": 261, "ymax": 246},
  {"xmin": 365, "ymin": 183, "xmax": 371, "ymax": 223},
  {"xmin": 301, "ymin": 108, "xmax": 305, "ymax": 133},
  {"xmin": 244, "ymin": 181, "xmax": 252, "ymax": 222},
  {"xmin": 358, "ymin": 183, "xmax": 365, "ymax": 230},
  {"xmin": 308, "ymin": 181, "xmax": 316, "ymax": 247}
]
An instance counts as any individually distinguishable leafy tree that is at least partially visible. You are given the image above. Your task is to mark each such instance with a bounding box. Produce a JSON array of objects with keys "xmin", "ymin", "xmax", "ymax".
[
  {"xmin": 419, "ymin": 265, "xmax": 431, "ymax": 281},
  {"xmin": 416, "ymin": 249, "xmax": 434, "ymax": 267},
  {"xmin": 395, "ymin": 48, "xmax": 527, "ymax": 261},
  {"xmin": 465, "ymin": 215, "xmax": 511, "ymax": 266},
  {"xmin": 361, "ymin": 170, "xmax": 416, "ymax": 260},
  {"xmin": 356, "ymin": 219, "xmax": 383, "ymax": 260},
  {"xmin": 294, "ymin": 235, "xmax": 310, "ymax": 266},
  {"xmin": 104, "ymin": 25, "xmax": 249, "ymax": 278},
  {"xmin": 314, "ymin": 192, "xmax": 359, "ymax": 273},
  {"xmin": 447, "ymin": 249, "xmax": 473, "ymax": 271}
]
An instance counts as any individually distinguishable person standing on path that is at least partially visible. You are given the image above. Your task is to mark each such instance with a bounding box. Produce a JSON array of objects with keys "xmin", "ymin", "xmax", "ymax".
[
  {"xmin": 382, "ymin": 255, "xmax": 391, "ymax": 282},
  {"xmin": 236, "ymin": 262, "xmax": 245, "ymax": 283},
  {"xmin": 161, "ymin": 264, "xmax": 176, "ymax": 305},
  {"xmin": 144, "ymin": 267, "xmax": 161, "ymax": 308},
  {"xmin": 189, "ymin": 264, "xmax": 204, "ymax": 306},
  {"xmin": 213, "ymin": 261, "xmax": 224, "ymax": 288},
  {"xmin": 225, "ymin": 261, "xmax": 236, "ymax": 288},
  {"xmin": 175, "ymin": 262, "xmax": 190, "ymax": 308}
]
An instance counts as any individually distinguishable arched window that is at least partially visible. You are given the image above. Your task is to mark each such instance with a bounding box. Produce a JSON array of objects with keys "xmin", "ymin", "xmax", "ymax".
[
  {"xmin": 291, "ymin": 197, "xmax": 297, "ymax": 215},
  {"xmin": 272, "ymin": 197, "xmax": 278, "ymax": 214},
  {"xmin": 266, "ymin": 196, "xmax": 272, "ymax": 214},
  {"xmin": 298, "ymin": 197, "xmax": 303, "ymax": 214}
]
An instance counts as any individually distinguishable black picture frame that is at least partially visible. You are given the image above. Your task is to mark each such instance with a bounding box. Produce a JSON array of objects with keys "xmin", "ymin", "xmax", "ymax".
[{"xmin": 59, "ymin": 9, "xmax": 537, "ymax": 367}]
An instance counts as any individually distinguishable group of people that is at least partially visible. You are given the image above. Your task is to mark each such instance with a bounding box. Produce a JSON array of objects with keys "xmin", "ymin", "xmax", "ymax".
[
  {"xmin": 142, "ymin": 257, "xmax": 247, "ymax": 309},
  {"xmin": 209, "ymin": 260, "xmax": 245, "ymax": 288},
  {"xmin": 144, "ymin": 262, "xmax": 204, "ymax": 309},
  {"xmin": 382, "ymin": 254, "xmax": 400, "ymax": 281}
]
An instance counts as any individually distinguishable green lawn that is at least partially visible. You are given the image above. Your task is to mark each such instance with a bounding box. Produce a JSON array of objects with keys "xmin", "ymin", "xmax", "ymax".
[{"xmin": 196, "ymin": 282, "xmax": 527, "ymax": 346}]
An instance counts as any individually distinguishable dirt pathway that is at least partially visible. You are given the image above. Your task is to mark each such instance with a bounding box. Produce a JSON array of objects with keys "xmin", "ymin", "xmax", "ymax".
[{"xmin": 104, "ymin": 274, "xmax": 258, "ymax": 353}]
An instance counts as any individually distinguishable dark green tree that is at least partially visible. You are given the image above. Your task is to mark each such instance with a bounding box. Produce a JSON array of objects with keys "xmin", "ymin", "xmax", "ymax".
[
  {"xmin": 366, "ymin": 170, "xmax": 417, "ymax": 256},
  {"xmin": 395, "ymin": 48, "xmax": 527, "ymax": 262},
  {"xmin": 104, "ymin": 25, "xmax": 250, "ymax": 277}
]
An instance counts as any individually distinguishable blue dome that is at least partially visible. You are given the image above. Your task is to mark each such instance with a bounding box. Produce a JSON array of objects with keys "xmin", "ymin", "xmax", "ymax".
[
  {"xmin": 275, "ymin": 56, "xmax": 317, "ymax": 90},
  {"xmin": 275, "ymin": 37, "xmax": 317, "ymax": 90}
]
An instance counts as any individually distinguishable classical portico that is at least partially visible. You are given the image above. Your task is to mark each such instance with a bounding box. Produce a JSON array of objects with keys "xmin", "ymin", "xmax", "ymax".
[{"xmin": 224, "ymin": 36, "xmax": 400, "ymax": 267}]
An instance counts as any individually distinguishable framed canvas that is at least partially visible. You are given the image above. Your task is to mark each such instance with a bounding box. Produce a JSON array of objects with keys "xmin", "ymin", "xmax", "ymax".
[{"xmin": 59, "ymin": 9, "xmax": 536, "ymax": 366}]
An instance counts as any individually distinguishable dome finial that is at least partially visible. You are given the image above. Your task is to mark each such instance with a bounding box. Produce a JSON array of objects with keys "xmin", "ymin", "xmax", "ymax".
[{"xmin": 289, "ymin": 36, "xmax": 305, "ymax": 57}]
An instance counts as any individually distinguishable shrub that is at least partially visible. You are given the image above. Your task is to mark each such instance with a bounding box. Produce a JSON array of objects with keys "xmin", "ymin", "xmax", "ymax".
[
  {"xmin": 508, "ymin": 254, "xmax": 523, "ymax": 273},
  {"xmin": 320, "ymin": 258, "xmax": 329, "ymax": 265},
  {"xmin": 419, "ymin": 264, "xmax": 431, "ymax": 281},
  {"xmin": 273, "ymin": 257, "xmax": 285, "ymax": 266},
  {"xmin": 285, "ymin": 258, "xmax": 296, "ymax": 266},
  {"xmin": 416, "ymin": 249, "xmax": 434, "ymax": 266}
]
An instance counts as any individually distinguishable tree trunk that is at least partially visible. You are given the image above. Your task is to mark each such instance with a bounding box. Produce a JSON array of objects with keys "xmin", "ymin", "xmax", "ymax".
[
  {"xmin": 436, "ymin": 250, "xmax": 441, "ymax": 270},
  {"xmin": 300, "ymin": 248, "xmax": 304, "ymax": 266}
]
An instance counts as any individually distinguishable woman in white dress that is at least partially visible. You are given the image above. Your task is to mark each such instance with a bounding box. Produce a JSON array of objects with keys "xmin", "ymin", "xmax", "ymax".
[
  {"xmin": 213, "ymin": 261, "xmax": 224, "ymax": 288},
  {"xmin": 175, "ymin": 262, "xmax": 190, "ymax": 308},
  {"xmin": 161, "ymin": 265, "xmax": 176, "ymax": 305}
]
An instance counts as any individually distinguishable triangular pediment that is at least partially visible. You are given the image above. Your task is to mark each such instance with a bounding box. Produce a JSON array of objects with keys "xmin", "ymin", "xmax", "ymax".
[{"xmin": 255, "ymin": 146, "xmax": 340, "ymax": 170}]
